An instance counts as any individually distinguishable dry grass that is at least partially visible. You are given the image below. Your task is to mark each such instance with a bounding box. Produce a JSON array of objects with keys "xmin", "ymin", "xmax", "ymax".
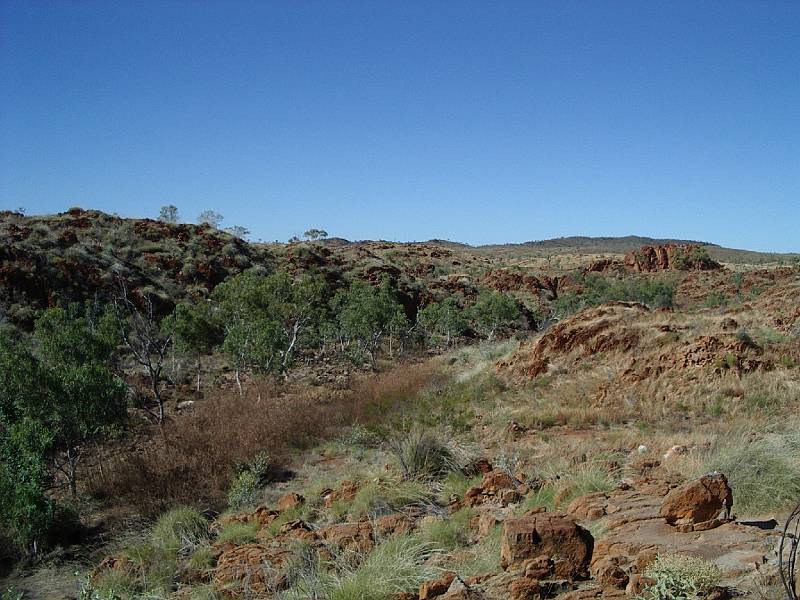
[{"xmin": 89, "ymin": 362, "xmax": 442, "ymax": 512}]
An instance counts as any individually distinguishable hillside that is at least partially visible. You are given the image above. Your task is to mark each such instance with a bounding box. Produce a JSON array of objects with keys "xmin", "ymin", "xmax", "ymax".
[
  {"xmin": 3, "ymin": 209, "xmax": 797, "ymax": 328},
  {"xmin": 1, "ymin": 210, "xmax": 799, "ymax": 600}
]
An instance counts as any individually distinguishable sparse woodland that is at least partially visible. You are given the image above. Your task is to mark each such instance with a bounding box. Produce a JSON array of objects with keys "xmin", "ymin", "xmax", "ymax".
[{"xmin": 1, "ymin": 209, "xmax": 800, "ymax": 600}]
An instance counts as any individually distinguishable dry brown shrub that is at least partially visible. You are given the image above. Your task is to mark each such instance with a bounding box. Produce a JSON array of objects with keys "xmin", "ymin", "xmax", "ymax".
[{"xmin": 89, "ymin": 361, "xmax": 443, "ymax": 513}]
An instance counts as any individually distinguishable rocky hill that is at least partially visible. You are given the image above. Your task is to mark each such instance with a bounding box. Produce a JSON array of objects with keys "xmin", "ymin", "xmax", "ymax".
[{"xmin": 2, "ymin": 210, "xmax": 800, "ymax": 600}]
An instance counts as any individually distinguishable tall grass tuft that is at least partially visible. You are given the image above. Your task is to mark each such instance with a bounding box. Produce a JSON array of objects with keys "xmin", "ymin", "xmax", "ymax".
[
  {"xmin": 701, "ymin": 431, "xmax": 800, "ymax": 515},
  {"xmin": 150, "ymin": 506, "xmax": 209, "ymax": 553},
  {"xmin": 387, "ymin": 426, "xmax": 475, "ymax": 480}
]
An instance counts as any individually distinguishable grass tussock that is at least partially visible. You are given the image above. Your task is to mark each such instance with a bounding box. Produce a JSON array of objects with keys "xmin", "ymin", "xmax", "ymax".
[
  {"xmin": 700, "ymin": 429, "xmax": 800, "ymax": 515},
  {"xmin": 520, "ymin": 462, "xmax": 615, "ymax": 512},
  {"xmin": 417, "ymin": 507, "xmax": 473, "ymax": 551},
  {"xmin": 281, "ymin": 534, "xmax": 439, "ymax": 600},
  {"xmin": 387, "ymin": 426, "xmax": 476, "ymax": 480}
]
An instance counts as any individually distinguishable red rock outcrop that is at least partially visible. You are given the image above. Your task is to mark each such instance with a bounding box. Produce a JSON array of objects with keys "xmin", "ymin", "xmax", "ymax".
[
  {"xmin": 660, "ymin": 473, "xmax": 733, "ymax": 530},
  {"xmin": 499, "ymin": 512, "xmax": 594, "ymax": 578},
  {"xmin": 213, "ymin": 544, "xmax": 293, "ymax": 595},
  {"xmin": 624, "ymin": 244, "xmax": 720, "ymax": 273},
  {"xmin": 498, "ymin": 303, "xmax": 648, "ymax": 378}
]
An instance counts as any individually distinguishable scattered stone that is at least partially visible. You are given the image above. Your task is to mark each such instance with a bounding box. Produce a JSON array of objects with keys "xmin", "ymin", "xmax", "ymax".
[
  {"xmin": 322, "ymin": 479, "xmax": 359, "ymax": 507},
  {"xmin": 419, "ymin": 571, "xmax": 456, "ymax": 599},
  {"xmin": 375, "ymin": 512, "xmax": 415, "ymax": 536},
  {"xmin": 213, "ymin": 544, "xmax": 293, "ymax": 595},
  {"xmin": 663, "ymin": 445, "xmax": 690, "ymax": 461}
]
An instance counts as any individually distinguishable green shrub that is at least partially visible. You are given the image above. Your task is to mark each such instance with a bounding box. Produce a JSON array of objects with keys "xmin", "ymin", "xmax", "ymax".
[
  {"xmin": 150, "ymin": 506, "xmax": 208, "ymax": 553},
  {"xmin": 640, "ymin": 554, "xmax": 722, "ymax": 600},
  {"xmin": 227, "ymin": 451, "xmax": 271, "ymax": 509},
  {"xmin": 551, "ymin": 274, "xmax": 676, "ymax": 316}
]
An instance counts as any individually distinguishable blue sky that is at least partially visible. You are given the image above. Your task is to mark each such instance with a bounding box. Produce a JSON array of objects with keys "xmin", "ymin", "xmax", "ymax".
[{"xmin": 1, "ymin": 1, "xmax": 798, "ymax": 250}]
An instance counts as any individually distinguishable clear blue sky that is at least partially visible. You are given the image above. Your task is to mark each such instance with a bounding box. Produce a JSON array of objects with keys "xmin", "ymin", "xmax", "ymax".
[{"xmin": 1, "ymin": 1, "xmax": 798, "ymax": 251}]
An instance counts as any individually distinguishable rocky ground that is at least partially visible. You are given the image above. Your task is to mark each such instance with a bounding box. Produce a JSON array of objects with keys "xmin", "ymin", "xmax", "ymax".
[{"xmin": 2, "ymin": 212, "xmax": 799, "ymax": 599}]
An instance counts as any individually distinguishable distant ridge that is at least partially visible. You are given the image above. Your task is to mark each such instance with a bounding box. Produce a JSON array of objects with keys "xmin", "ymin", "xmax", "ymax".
[{"xmin": 496, "ymin": 235, "xmax": 711, "ymax": 249}]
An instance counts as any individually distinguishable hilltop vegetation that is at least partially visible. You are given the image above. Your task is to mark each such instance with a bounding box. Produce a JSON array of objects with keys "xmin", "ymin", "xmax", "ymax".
[{"xmin": 0, "ymin": 209, "xmax": 799, "ymax": 600}]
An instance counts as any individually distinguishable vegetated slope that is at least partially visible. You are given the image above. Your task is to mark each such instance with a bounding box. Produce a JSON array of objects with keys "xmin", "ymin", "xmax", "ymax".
[
  {"xmin": 2, "ymin": 208, "xmax": 797, "ymax": 329},
  {"xmin": 0, "ymin": 208, "xmax": 273, "ymax": 325},
  {"xmin": 78, "ymin": 273, "xmax": 800, "ymax": 599},
  {"xmin": 4, "ymin": 209, "xmax": 800, "ymax": 599}
]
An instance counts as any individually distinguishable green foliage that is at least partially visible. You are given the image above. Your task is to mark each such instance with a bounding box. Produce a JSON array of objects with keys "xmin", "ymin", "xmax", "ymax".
[
  {"xmin": 552, "ymin": 274, "xmax": 675, "ymax": 316},
  {"xmin": 468, "ymin": 289, "xmax": 521, "ymax": 340},
  {"xmin": 1, "ymin": 310, "xmax": 126, "ymax": 552},
  {"xmin": 418, "ymin": 297, "xmax": 468, "ymax": 346},
  {"xmin": 0, "ymin": 588, "xmax": 24, "ymax": 600},
  {"xmin": 171, "ymin": 301, "xmax": 222, "ymax": 357},
  {"xmin": 303, "ymin": 228, "xmax": 328, "ymax": 241},
  {"xmin": 227, "ymin": 451, "xmax": 271, "ymax": 509},
  {"xmin": 212, "ymin": 270, "xmax": 328, "ymax": 377},
  {"xmin": 332, "ymin": 279, "xmax": 408, "ymax": 364},
  {"xmin": 640, "ymin": 554, "xmax": 722, "ymax": 600}
]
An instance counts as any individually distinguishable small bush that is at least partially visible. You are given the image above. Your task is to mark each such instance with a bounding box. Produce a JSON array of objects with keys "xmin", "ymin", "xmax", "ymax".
[
  {"xmin": 227, "ymin": 451, "xmax": 271, "ymax": 509},
  {"xmin": 641, "ymin": 554, "xmax": 722, "ymax": 600},
  {"xmin": 150, "ymin": 507, "xmax": 208, "ymax": 553}
]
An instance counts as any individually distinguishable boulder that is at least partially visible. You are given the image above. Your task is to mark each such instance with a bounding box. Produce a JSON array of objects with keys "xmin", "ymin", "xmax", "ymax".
[
  {"xmin": 500, "ymin": 513, "xmax": 593, "ymax": 579},
  {"xmin": 509, "ymin": 577, "xmax": 541, "ymax": 600},
  {"xmin": 318, "ymin": 521, "xmax": 374, "ymax": 553},
  {"xmin": 213, "ymin": 544, "xmax": 293, "ymax": 595},
  {"xmin": 660, "ymin": 473, "xmax": 733, "ymax": 528}
]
